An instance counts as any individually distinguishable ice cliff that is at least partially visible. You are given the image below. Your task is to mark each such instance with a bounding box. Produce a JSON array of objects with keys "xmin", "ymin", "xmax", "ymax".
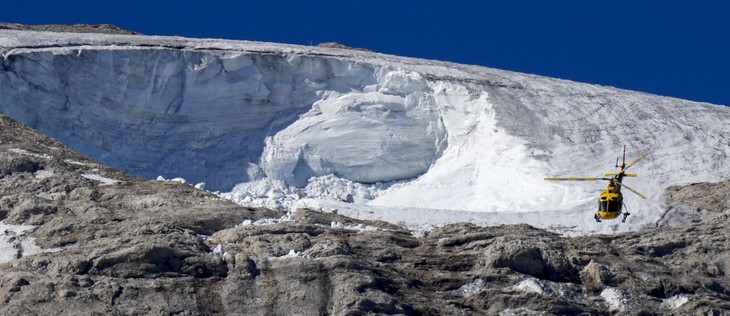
[
  {"xmin": 0, "ymin": 39, "xmax": 445, "ymax": 190},
  {"xmin": 1, "ymin": 30, "xmax": 729, "ymax": 232}
]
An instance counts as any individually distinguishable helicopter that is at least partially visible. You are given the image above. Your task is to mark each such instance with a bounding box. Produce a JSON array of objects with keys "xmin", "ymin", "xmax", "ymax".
[{"xmin": 544, "ymin": 146, "xmax": 648, "ymax": 223}]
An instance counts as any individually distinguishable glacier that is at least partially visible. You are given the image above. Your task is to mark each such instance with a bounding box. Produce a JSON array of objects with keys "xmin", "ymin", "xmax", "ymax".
[{"xmin": 1, "ymin": 29, "xmax": 729, "ymax": 234}]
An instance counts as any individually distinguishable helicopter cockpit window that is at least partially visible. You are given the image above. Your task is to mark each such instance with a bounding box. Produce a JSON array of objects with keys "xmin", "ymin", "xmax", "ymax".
[
  {"xmin": 607, "ymin": 200, "xmax": 620, "ymax": 213},
  {"xmin": 599, "ymin": 201, "xmax": 608, "ymax": 211}
]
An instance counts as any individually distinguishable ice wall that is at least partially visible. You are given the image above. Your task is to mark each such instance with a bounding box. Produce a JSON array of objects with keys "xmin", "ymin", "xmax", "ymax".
[{"xmin": 0, "ymin": 47, "xmax": 446, "ymax": 190}]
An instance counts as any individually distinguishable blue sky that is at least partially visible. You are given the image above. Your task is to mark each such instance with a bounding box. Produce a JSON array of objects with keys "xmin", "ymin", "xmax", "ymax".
[{"xmin": 3, "ymin": 1, "xmax": 729, "ymax": 106}]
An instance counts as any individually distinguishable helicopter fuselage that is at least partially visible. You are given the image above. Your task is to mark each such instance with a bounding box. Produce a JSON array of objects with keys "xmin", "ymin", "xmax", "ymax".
[{"xmin": 597, "ymin": 181, "xmax": 623, "ymax": 219}]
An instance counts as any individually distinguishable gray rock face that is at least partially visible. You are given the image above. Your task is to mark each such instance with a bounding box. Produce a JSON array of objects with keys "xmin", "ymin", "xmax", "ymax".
[
  {"xmin": 667, "ymin": 180, "xmax": 730, "ymax": 214},
  {"xmin": 655, "ymin": 180, "xmax": 730, "ymax": 228},
  {"xmin": 1, "ymin": 114, "xmax": 729, "ymax": 314}
]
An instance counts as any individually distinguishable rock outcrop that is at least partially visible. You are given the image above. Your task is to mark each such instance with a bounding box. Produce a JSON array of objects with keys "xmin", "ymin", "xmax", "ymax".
[
  {"xmin": 1, "ymin": 114, "xmax": 729, "ymax": 314},
  {"xmin": 667, "ymin": 180, "xmax": 730, "ymax": 214}
]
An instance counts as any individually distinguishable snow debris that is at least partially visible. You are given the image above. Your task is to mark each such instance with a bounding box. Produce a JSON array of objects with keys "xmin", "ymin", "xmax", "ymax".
[
  {"xmin": 63, "ymin": 159, "xmax": 88, "ymax": 166},
  {"xmin": 456, "ymin": 279, "xmax": 486, "ymax": 298},
  {"xmin": 410, "ymin": 229, "xmax": 429, "ymax": 238},
  {"xmin": 8, "ymin": 148, "xmax": 52, "ymax": 160},
  {"xmin": 211, "ymin": 244, "xmax": 225, "ymax": 257},
  {"xmin": 81, "ymin": 173, "xmax": 119, "ymax": 185},
  {"xmin": 330, "ymin": 221, "xmax": 377, "ymax": 231},
  {"xmin": 155, "ymin": 176, "xmax": 206, "ymax": 190},
  {"xmin": 270, "ymin": 249, "xmax": 310, "ymax": 260},
  {"xmin": 34, "ymin": 169, "xmax": 54, "ymax": 179},
  {"xmin": 660, "ymin": 294, "xmax": 690, "ymax": 310},
  {"xmin": 238, "ymin": 213, "xmax": 296, "ymax": 226},
  {"xmin": 0, "ymin": 221, "xmax": 45, "ymax": 264},
  {"xmin": 512, "ymin": 277, "xmax": 585, "ymax": 302},
  {"xmin": 156, "ymin": 176, "xmax": 188, "ymax": 184},
  {"xmin": 600, "ymin": 287, "xmax": 636, "ymax": 312},
  {"xmin": 514, "ymin": 278, "xmax": 550, "ymax": 295}
]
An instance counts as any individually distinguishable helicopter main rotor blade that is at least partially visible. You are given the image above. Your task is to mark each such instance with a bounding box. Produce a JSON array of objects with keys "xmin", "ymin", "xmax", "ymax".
[
  {"xmin": 544, "ymin": 177, "xmax": 611, "ymax": 181},
  {"xmin": 619, "ymin": 153, "xmax": 648, "ymax": 173},
  {"xmin": 616, "ymin": 182, "xmax": 647, "ymax": 199}
]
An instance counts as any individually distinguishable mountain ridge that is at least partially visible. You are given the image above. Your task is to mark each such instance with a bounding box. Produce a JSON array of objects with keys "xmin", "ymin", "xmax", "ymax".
[{"xmin": 0, "ymin": 26, "xmax": 729, "ymax": 314}]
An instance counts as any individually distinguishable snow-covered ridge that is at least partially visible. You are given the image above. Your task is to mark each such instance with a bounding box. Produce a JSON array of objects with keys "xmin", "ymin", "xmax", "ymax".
[{"xmin": 1, "ymin": 30, "xmax": 729, "ymax": 234}]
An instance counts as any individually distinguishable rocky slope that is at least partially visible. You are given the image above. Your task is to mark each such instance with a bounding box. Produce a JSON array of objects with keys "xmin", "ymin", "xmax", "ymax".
[
  {"xmin": 0, "ymin": 23, "xmax": 138, "ymax": 35},
  {"xmin": 1, "ymin": 113, "xmax": 729, "ymax": 315}
]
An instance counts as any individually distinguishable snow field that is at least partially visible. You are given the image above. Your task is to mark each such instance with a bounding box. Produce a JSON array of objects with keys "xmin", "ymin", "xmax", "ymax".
[{"xmin": 0, "ymin": 221, "xmax": 42, "ymax": 264}]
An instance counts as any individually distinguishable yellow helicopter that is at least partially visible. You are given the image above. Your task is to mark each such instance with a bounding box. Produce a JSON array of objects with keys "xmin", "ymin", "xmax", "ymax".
[{"xmin": 544, "ymin": 146, "xmax": 648, "ymax": 223}]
